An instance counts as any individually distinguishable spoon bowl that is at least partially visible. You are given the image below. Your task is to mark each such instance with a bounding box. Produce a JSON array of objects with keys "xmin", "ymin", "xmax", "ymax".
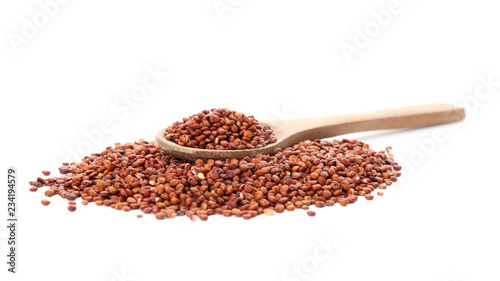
[{"xmin": 155, "ymin": 104, "xmax": 465, "ymax": 161}]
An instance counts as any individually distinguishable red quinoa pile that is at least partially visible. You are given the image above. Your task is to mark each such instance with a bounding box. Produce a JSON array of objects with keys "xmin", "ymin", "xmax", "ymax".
[
  {"xmin": 164, "ymin": 108, "xmax": 277, "ymax": 150},
  {"xmin": 31, "ymin": 137, "xmax": 402, "ymax": 220}
]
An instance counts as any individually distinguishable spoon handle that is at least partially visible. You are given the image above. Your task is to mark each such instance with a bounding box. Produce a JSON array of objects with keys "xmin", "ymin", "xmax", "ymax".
[{"xmin": 287, "ymin": 104, "xmax": 465, "ymax": 141}]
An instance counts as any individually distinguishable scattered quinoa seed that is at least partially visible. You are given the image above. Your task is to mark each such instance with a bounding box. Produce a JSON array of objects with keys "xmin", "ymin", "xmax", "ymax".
[{"xmin": 32, "ymin": 109, "xmax": 402, "ymax": 220}]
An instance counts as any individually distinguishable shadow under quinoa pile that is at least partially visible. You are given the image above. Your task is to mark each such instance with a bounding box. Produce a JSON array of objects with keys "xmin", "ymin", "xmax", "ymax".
[{"xmin": 31, "ymin": 138, "xmax": 402, "ymax": 220}]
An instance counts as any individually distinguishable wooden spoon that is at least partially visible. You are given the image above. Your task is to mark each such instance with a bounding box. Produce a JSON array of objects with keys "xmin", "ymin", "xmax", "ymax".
[{"xmin": 155, "ymin": 104, "xmax": 465, "ymax": 161}]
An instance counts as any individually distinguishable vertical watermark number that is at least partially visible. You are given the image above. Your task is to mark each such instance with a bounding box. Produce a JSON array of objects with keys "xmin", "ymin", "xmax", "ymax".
[{"xmin": 6, "ymin": 168, "xmax": 17, "ymax": 273}]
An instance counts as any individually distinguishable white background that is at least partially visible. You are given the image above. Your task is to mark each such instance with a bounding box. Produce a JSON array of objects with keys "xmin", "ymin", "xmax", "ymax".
[{"xmin": 1, "ymin": 1, "xmax": 500, "ymax": 281}]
